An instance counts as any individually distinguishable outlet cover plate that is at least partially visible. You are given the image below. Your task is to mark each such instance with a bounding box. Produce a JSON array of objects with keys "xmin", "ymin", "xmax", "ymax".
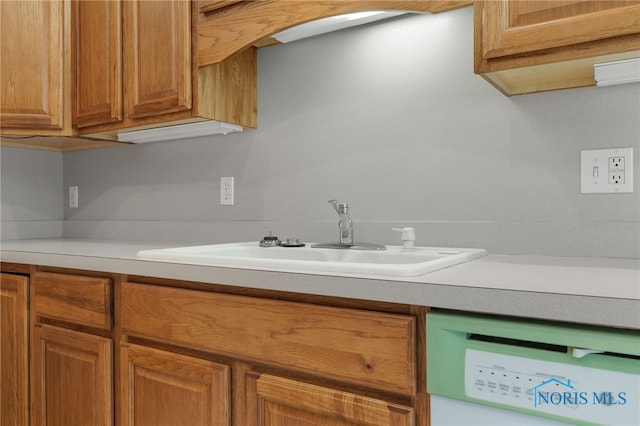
[
  {"xmin": 69, "ymin": 186, "xmax": 79, "ymax": 208},
  {"xmin": 581, "ymin": 147, "xmax": 633, "ymax": 194},
  {"xmin": 220, "ymin": 177, "xmax": 234, "ymax": 205}
]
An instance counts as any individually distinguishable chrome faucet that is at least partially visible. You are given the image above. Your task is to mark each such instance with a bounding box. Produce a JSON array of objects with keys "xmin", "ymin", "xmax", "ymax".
[
  {"xmin": 311, "ymin": 200, "xmax": 385, "ymax": 250},
  {"xmin": 328, "ymin": 199, "xmax": 354, "ymax": 245}
]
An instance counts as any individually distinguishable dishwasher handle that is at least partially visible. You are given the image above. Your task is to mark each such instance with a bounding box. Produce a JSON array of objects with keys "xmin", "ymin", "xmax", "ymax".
[{"xmin": 572, "ymin": 347, "xmax": 605, "ymax": 358}]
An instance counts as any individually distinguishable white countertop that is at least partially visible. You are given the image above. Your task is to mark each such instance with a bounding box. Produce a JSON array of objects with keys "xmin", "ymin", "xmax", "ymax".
[{"xmin": 2, "ymin": 238, "xmax": 639, "ymax": 329}]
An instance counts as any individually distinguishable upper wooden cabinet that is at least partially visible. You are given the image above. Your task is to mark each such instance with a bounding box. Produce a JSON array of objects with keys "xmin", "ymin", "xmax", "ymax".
[
  {"xmin": 475, "ymin": 0, "xmax": 640, "ymax": 95},
  {"xmin": 2, "ymin": 0, "xmax": 256, "ymax": 149},
  {"xmin": 0, "ymin": 1, "xmax": 70, "ymax": 134},
  {"xmin": 74, "ymin": 0, "xmax": 257, "ymax": 139},
  {"xmin": 0, "ymin": 1, "xmax": 118, "ymax": 150},
  {"xmin": 74, "ymin": 0, "xmax": 190, "ymax": 129},
  {"xmin": 73, "ymin": 0, "xmax": 257, "ymax": 140}
]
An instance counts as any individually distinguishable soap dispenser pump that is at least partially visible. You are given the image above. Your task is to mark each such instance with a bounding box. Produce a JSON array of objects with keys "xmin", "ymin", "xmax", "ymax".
[{"xmin": 392, "ymin": 227, "xmax": 416, "ymax": 251}]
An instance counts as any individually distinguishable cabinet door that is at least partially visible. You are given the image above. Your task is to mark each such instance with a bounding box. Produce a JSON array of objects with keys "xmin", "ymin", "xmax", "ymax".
[
  {"xmin": 120, "ymin": 343, "xmax": 230, "ymax": 426},
  {"xmin": 0, "ymin": 274, "xmax": 29, "ymax": 426},
  {"xmin": 123, "ymin": 0, "xmax": 192, "ymax": 120},
  {"xmin": 0, "ymin": 0, "xmax": 65, "ymax": 130},
  {"xmin": 31, "ymin": 324, "xmax": 113, "ymax": 426},
  {"xmin": 72, "ymin": 0, "xmax": 122, "ymax": 128},
  {"xmin": 479, "ymin": 1, "xmax": 640, "ymax": 59},
  {"xmin": 245, "ymin": 373, "xmax": 414, "ymax": 426}
]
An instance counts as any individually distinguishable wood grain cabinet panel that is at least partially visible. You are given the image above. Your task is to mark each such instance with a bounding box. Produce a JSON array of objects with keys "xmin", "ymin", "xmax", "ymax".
[
  {"xmin": 31, "ymin": 324, "xmax": 113, "ymax": 426},
  {"xmin": 121, "ymin": 281, "xmax": 416, "ymax": 395},
  {"xmin": 0, "ymin": 273, "xmax": 29, "ymax": 426},
  {"xmin": 0, "ymin": 0, "xmax": 67, "ymax": 132},
  {"xmin": 72, "ymin": 0, "xmax": 123, "ymax": 128},
  {"xmin": 120, "ymin": 343, "xmax": 231, "ymax": 426},
  {"xmin": 198, "ymin": 0, "xmax": 242, "ymax": 14},
  {"xmin": 245, "ymin": 373, "xmax": 414, "ymax": 426},
  {"xmin": 33, "ymin": 272, "xmax": 112, "ymax": 330}
]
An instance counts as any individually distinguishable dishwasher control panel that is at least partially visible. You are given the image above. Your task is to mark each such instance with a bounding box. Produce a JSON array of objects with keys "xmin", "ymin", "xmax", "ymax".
[
  {"xmin": 428, "ymin": 311, "xmax": 640, "ymax": 426},
  {"xmin": 465, "ymin": 349, "xmax": 639, "ymax": 425}
]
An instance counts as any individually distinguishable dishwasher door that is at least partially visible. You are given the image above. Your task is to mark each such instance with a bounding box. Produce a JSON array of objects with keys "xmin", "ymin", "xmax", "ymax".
[{"xmin": 427, "ymin": 311, "xmax": 640, "ymax": 426}]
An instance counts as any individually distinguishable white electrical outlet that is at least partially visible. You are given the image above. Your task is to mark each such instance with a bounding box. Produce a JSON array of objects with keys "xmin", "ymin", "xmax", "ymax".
[
  {"xmin": 69, "ymin": 186, "xmax": 79, "ymax": 208},
  {"xmin": 608, "ymin": 156, "xmax": 625, "ymax": 184},
  {"xmin": 220, "ymin": 177, "xmax": 234, "ymax": 205},
  {"xmin": 581, "ymin": 147, "xmax": 633, "ymax": 194}
]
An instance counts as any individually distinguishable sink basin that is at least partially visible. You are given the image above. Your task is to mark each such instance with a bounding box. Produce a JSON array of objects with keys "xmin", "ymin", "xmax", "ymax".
[{"xmin": 137, "ymin": 242, "xmax": 487, "ymax": 277}]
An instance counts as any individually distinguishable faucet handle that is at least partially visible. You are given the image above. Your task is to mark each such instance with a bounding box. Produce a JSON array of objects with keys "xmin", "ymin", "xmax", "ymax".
[{"xmin": 328, "ymin": 199, "xmax": 348, "ymax": 215}]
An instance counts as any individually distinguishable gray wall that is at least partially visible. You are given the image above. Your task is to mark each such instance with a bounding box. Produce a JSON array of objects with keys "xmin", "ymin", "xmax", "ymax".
[
  {"xmin": 0, "ymin": 147, "xmax": 63, "ymax": 240},
  {"xmin": 8, "ymin": 7, "xmax": 640, "ymax": 257}
]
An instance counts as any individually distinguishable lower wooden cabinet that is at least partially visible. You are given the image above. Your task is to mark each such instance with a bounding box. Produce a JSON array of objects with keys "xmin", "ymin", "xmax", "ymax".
[
  {"xmin": 0, "ymin": 265, "xmax": 425, "ymax": 425},
  {"xmin": 119, "ymin": 343, "xmax": 231, "ymax": 426},
  {"xmin": 31, "ymin": 324, "xmax": 113, "ymax": 426},
  {"xmin": 0, "ymin": 273, "xmax": 29, "ymax": 426},
  {"xmin": 245, "ymin": 373, "xmax": 414, "ymax": 426}
]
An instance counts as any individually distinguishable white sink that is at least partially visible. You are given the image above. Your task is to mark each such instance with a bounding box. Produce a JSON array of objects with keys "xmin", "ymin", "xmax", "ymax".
[{"xmin": 137, "ymin": 242, "xmax": 487, "ymax": 277}]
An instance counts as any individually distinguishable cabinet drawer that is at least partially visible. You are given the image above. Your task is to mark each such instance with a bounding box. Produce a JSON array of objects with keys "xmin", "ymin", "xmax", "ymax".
[
  {"xmin": 34, "ymin": 272, "xmax": 112, "ymax": 330},
  {"xmin": 121, "ymin": 282, "xmax": 416, "ymax": 395},
  {"xmin": 247, "ymin": 373, "xmax": 414, "ymax": 426}
]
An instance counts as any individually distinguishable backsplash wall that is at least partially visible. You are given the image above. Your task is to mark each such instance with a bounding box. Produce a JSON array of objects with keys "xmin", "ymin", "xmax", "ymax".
[
  {"xmin": 0, "ymin": 147, "xmax": 63, "ymax": 240},
  {"xmin": 10, "ymin": 7, "xmax": 640, "ymax": 257}
]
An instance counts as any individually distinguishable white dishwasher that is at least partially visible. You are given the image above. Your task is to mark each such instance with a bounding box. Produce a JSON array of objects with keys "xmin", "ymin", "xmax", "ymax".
[{"xmin": 427, "ymin": 311, "xmax": 640, "ymax": 426}]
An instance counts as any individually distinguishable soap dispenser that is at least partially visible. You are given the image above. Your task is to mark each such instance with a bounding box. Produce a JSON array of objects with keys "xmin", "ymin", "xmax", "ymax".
[{"xmin": 392, "ymin": 227, "xmax": 416, "ymax": 251}]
